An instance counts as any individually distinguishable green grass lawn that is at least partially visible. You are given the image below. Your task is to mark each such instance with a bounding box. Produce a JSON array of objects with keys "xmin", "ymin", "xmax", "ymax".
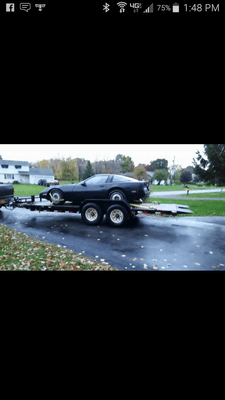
[
  {"xmin": 13, "ymin": 184, "xmax": 44, "ymax": 197},
  {"xmin": 148, "ymin": 197, "xmax": 225, "ymax": 217},
  {"xmin": 13, "ymin": 183, "xmax": 79, "ymax": 197},
  {"xmin": 179, "ymin": 191, "xmax": 225, "ymax": 198},
  {"xmin": 150, "ymin": 184, "xmax": 225, "ymax": 192}
]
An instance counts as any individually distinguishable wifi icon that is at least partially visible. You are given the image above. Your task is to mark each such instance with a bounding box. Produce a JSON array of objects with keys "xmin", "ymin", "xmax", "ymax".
[{"xmin": 117, "ymin": 2, "xmax": 127, "ymax": 12}]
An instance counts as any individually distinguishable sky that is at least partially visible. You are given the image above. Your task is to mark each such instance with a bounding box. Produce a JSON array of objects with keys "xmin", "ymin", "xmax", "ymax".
[{"xmin": 0, "ymin": 144, "xmax": 205, "ymax": 169}]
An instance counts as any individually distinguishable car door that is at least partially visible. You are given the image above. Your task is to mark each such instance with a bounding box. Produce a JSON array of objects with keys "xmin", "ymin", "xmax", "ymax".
[{"xmin": 81, "ymin": 175, "xmax": 109, "ymax": 200}]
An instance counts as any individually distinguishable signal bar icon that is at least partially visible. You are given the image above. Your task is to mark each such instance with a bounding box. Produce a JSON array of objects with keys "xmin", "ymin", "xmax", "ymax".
[{"xmin": 143, "ymin": 3, "xmax": 154, "ymax": 13}]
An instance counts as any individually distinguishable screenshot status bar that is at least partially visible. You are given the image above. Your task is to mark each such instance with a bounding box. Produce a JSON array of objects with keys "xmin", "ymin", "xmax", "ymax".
[
  {"xmin": 3, "ymin": 1, "xmax": 223, "ymax": 20},
  {"xmin": 3, "ymin": 2, "xmax": 221, "ymax": 14}
]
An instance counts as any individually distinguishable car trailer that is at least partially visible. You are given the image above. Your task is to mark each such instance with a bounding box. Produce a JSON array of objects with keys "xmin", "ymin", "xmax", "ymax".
[{"xmin": 6, "ymin": 195, "xmax": 194, "ymax": 227}]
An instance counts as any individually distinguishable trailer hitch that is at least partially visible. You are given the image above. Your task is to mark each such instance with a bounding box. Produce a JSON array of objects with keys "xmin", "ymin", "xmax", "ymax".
[{"xmin": 5, "ymin": 200, "xmax": 16, "ymax": 211}]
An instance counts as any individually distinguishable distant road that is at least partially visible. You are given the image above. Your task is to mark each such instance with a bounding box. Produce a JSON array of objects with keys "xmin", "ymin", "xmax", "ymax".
[{"xmin": 150, "ymin": 188, "xmax": 225, "ymax": 197}]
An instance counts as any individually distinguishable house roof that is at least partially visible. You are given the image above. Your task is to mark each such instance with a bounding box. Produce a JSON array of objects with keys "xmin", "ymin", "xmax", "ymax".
[
  {"xmin": 19, "ymin": 168, "xmax": 54, "ymax": 176},
  {"xmin": 29, "ymin": 168, "xmax": 54, "ymax": 176},
  {"xmin": 1, "ymin": 160, "xmax": 29, "ymax": 166},
  {"xmin": 146, "ymin": 171, "xmax": 154, "ymax": 178}
]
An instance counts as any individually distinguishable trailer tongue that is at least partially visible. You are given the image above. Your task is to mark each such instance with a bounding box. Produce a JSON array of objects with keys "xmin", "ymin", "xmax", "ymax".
[{"xmin": 7, "ymin": 196, "xmax": 193, "ymax": 226}]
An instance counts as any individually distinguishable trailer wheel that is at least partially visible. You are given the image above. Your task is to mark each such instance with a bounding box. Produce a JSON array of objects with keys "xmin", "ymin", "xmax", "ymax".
[
  {"xmin": 81, "ymin": 203, "xmax": 103, "ymax": 226},
  {"xmin": 106, "ymin": 204, "xmax": 129, "ymax": 227}
]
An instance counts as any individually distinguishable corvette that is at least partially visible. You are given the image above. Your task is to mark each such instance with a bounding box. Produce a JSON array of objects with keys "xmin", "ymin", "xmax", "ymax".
[{"xmin": 40, "ymin": 174, "xmax": 150, "ymax": 205}]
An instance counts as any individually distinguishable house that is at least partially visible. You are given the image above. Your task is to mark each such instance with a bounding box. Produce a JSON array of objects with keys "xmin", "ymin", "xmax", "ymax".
[
  {"xmin": 146, "ymin": 171, "xmax": 154, "ymax": 181},
  {"xmin": 0, "ymin": 160, "xmax": 54, "ymax": 184}
]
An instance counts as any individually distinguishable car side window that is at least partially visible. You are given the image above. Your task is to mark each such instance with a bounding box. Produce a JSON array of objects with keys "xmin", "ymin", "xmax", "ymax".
[
  {"xmin": 85, "ymin": 175, "xmax": 108, "ymax": 185},
  {"xmin": 113, "ymin": 175, "xmax": 139, "ymax": 182},
  {"xmin": 113, "ymin": 175, "xmax": 131, "ymax": 182}
]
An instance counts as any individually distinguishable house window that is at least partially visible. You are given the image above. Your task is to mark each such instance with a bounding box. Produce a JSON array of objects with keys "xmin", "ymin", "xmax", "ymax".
[
  {"xmin": 1, "ymin": 165, "xmax": 8, "ymax": 168},
  {"xmin": 15, "ymin": 165, "xmax": 21, "ymax": 169},
  {"xmin": 4, "ymin": 174, "xmax": 14, "ymax": 179}
]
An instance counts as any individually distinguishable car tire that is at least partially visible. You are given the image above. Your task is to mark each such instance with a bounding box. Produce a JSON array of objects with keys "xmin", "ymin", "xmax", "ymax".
[
  {"xmin": 81, "ymin": 203, "xmax": 104, "ymax": 226},
  {"xmin": 108, "ymin": 190, "xmax": 126, "ymax": 201},
  {"xmin": 50, "ymin": 189, "xmax": 65, "ymax": 205},
  {"xmin": 106, "ymin": 204, "xmax": 129, "ymax": 227}
]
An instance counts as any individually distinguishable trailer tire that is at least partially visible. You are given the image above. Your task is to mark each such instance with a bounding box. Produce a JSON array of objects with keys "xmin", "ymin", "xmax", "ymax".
[
  {"xmin": 106, "ymin": 204, "xmax": 129, "ymax": 227},
  {"xmin": 81, "ymin": 203, "xmax": 104, "ymax": 226}
]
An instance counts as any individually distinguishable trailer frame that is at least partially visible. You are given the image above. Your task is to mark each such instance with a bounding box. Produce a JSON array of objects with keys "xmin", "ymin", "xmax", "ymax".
[{"xmin": 6, "ymin": 195, "xmax": 194, "ymax": 227}]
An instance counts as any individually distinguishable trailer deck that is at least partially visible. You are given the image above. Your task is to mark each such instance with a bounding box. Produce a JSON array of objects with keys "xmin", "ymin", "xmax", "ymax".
[{"xmin": 13, "ymin": 196, "xmax": 193, "ymax": 214}]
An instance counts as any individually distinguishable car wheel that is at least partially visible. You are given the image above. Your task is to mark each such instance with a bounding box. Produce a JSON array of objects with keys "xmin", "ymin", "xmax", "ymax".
[
  {"xmin": 106, "ymin": 204, "xmax": 129, "ymax": 227},
  {"xmin": 50, "ymin": 189, "xmax": 65, "ymax": 205},
  {"xmin": 81, "ymin": 203, "xmax": 103, "ymax": 226},
  {"xmin": 108, "ymin": 190, "xmax": 126, "ymax": 201}
]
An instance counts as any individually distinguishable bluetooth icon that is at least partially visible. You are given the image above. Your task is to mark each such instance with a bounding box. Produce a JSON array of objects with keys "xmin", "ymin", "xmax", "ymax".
[{"xmin": 103, "ymin": 2, "xmax": 110, "ymax": 12}]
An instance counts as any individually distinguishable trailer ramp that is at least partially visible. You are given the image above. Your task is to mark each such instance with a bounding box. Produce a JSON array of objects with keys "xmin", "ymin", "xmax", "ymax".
[{"xmin": 130, "ymin": 202, "xmax": 193, "ymax": 215}]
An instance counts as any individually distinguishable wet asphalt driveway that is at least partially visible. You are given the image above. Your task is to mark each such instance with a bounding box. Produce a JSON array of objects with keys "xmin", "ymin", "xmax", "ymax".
[{"xmin": 0, "ymin": 207, "xmax": 225, "ymax": 271}]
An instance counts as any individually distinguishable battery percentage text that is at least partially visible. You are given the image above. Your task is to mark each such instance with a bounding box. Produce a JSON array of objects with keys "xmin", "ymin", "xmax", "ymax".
[{"xmin": 157, "ymin": 4, "xmax": 171, "ymax": 11}]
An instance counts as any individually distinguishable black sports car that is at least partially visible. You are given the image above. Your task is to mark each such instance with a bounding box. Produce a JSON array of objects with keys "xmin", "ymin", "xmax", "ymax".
[{"xmin": 40, "ymin": 174, "xmax": 150, "ymax": 205}]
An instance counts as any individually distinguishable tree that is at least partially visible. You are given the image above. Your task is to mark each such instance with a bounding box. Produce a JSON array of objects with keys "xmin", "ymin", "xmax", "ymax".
[
  {"xmin": 193, "ymin": 144, "xmax": 225, "ymax": 185},
  {"xmin": 150, "ymin": 158, "xmax": 168, "ymax": 171},
  {"xmin": 180, "ymin": 169, "xmax": 192, "ymax": 184},
  {"xmin": 93, "ymin": 159, "xmax": 122, "ymax": 175},
  {"xmin": 115, "ymin": 154, "xmax": 134, "ymax": 173},
  {"xmin": 0, "ymin": 155, "xmax": 2, "ymax": 160},
  {"xmin": 76, "ymin": 158, "xmax": 87, "ymax": 181},
  {"xmin": 39, "ymin": 159, "xmax": 48, "ymax": 169},
  {"xmin": 134, "ymin": 164, "xmax": 148, "ymax": 181},
  {"xmin": 153, "ymin": 169, "xmax": 169, "ymax": 183},
  {"xmin": 48, "ymin": 158, "xmax": 62, "ymax": 180},
  {"xmin": 146, "ymin": 164, "xmax": 154, "ymax": 172},
  {"xmin": 60, "ymin": 157, "xmax": 79, "ymax": 181},
  {"xmin": 82, "ymin": 160, "xmax": 95, "ymax": 180}
]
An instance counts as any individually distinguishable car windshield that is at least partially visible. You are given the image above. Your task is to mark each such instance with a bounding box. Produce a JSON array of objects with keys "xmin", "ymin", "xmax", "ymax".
[{"xmin": 113, "ymin": 175, "xmax": 139, "ymax": 182}]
